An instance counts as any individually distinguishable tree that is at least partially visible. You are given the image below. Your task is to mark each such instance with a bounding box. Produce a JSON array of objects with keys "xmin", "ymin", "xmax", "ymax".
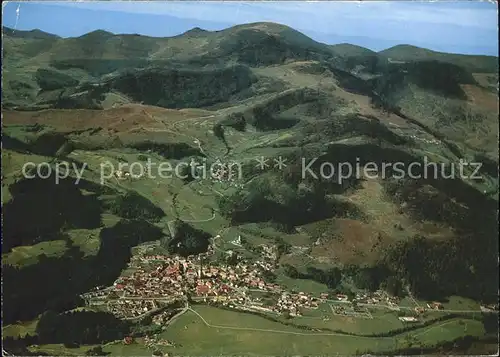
[
  {"xmin": 226, "ymin": 251, "xmax": 239, "ymax": 266},
  {"xmin": 55, "ymin": 142, "xmax": 75, "ymax": 158},
  {"xmin": 108, "ymin": 290, "xmax": 119, "ymax": 299},
  {"xmin": 141, "ymin": 315, "xmax": 153, "ymax": 326},
  {"xmin": 85, "ymin": 346, "xmax": 106, "ymax": 356},
  {"xmin": 178, "ymin": 164, "xmax": 193, "ymax": 182},
  {"xmin": 223, "ymin": 113, "xmax": 246, "ymax": 131},
  {"xmin": 64, "ymin": 341, "xmax": 80, "ymax": 348},
  {"xmin": 274, "ymin": 237, "xmax": 291, "ymax": 256},
  {"xmin": 383, "ymin": 276, "xmax": 404, "ymax": 297},
  {"xmin": 404, "ymin": 334, "xmax": 417, "ymax": 348},
  {"xmin": 352, "ymin": 267, "xmax": 380, "ymax": 291},
  {"xmin": 36, "ymin": 310, "xmax": 60, "ymax": 341},
  {"xmin": 324, "ymin": 268, "xmax": 342, "ymax": 289},
  {"xmin": 261, "ymin": 269, "xmax": 277, "ymax": 283},
  {"xmin": 342, "ymin": 288, "xmax": 355, "ymax": 301},
  {"xmin": 216, "ymin": 190, "xmax": 245, "ymax": 219},
  {"xmin": 166, "ymin": 222, "xmax": 211, "ymax": 256},
  {"xmin": 110, "ymin": 191, "xmax": 165, "ymax": 221},
  {"xmin": 213, "ymin": 123, "xmax": 225, "ymax": 140},
  {"xmin": 283, "ymin": 264, "xmax": 299, "ymax": 278}
]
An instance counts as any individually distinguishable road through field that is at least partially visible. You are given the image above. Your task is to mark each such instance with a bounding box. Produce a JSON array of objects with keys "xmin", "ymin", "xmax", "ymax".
[
  {"xmin": 184, "ymin": 306, "xmax": 479, "ymax": 342},
  {"xmin": 186, "ymin": 307, "xmax": 397, "ymax": 339}
]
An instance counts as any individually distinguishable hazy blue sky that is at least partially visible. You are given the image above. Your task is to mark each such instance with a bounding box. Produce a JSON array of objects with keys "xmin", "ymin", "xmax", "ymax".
[{"xmin": 2, "ymin": 1, "xmax": 498, "ymax": 55}]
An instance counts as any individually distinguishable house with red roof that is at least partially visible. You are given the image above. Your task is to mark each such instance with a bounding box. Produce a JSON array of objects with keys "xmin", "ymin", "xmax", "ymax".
[{"xmin": 196, "ymin": 284, "xmax": 210, "ymax": 295}]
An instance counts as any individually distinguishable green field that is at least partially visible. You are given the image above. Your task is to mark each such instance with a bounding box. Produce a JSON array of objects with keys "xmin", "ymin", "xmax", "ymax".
[
  {"xmin": 275, "ymin": 274, "xmax": 328, "ymax": 294},
  {"xmin": 103, "ymin": 305, "xmax": 485, "ymax": 356},
  {"xmin": 443, "ymin": 296, "xmax": 481, "ymax": 310},
  {"xmin": 3, "ymin": 319, "xmax": 39, "ymax": 338},
  {"xmin": 3, "ymin": 240, "xmax": 68, "ymax": 267},
  {"xmin": 292, "ymin": 304, "xmax": 405, "ymax": 334},
  {"xmin": 1, "ymin": 149, "xmax": 53, "ymax": 203},
  {"xmin": 67, "ymin": 228, "xmax": 102, "ymax": 256},
  {"xmin": 156, "ymin": 305, "xmax": 397, "ymax": 355},
  {"xmin": 18, "ymin": 304, "xmax": 487, "ymax": 356},
  {"xmin": 29, "ymin": 343, "xmax": 103, "ymax": 356}
]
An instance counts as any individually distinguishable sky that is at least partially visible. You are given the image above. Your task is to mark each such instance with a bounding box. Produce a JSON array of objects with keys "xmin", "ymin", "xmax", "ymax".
[{"xmin": 2, "ymin": 1, "xmax": 498, "ymax": 55}]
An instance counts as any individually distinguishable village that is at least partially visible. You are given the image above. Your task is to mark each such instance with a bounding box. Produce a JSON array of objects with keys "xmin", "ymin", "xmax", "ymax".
[
  {"xmin": 81, "ymin": 235, "xmax": 482, "ymax": 326},
  {"xmin": 76, "ymin": 230, "xmax": 500, "ymax": 355}
]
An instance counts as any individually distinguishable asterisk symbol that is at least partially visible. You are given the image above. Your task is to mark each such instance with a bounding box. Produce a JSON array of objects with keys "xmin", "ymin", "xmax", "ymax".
[
  {"xmin": 273, "ymin": 156, "xmax": 287, "ymax": 170},
  {"xmin": 255, "ymin": 156, "xmax": 269, "ymax": 170}
]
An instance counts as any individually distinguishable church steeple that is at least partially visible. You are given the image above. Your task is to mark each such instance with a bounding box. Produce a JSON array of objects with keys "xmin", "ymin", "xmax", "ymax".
[{"xmin": 198, "ymin": 256, "xmax": 203, "ymax": 279}]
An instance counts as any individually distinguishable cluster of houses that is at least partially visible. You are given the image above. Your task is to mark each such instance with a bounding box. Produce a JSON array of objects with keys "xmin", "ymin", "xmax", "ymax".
[
  {"xmin": 480, "ymin": 304, "xmax": 499, "ymax": 312},
  {"xmin": 426, "ymin": 301, "xmax": 444, "ymax": 310},
  {"xmin": 152, "ymin": 310, "xmax": 178, "ymax": 326},
  {"xmin": 85, "ymin": 240, "xmax": 346, "ymax": 318},
  {"xmin": 353, "ymin": 290, "xmax": 401, "ymax": 308},
  {"xmin": 113, "ymin": 167, "xmax": 149, "ymax": 180},
  {"xmin": 210, "ymin": 162, "xmax": 234, "ymax": 182},
  {"xmin": 409, "ymin": 302, "xmax": 443, "ymax": 316},
  {"xmin": 331, "ymin": 305, "xmax": 349, "ymax": 315},
  {"xmin": 85, "ymin": 242, "xmax": 412, "ymax": 320},
  {"xmin": 143, "ymin": 335, "xmax": 174, "ymax": 348},
  {"xmin": 82, "ymin": 287, "xmax": 110, "ymax": 300},
  {"xmin": 273, "ymin": 291, "xmax": 322, "ymax": 316},
  {"xmin": 399, "ymin": 316, "xmax": 419, "ymax": 322},
  {"xmin": 84, "ymin": 235, "xmax": 493, "ymax": 325},
  {"xmin": 108, "ymin": 299, "xmax": 159, "ymax": 319},
  {"xmin": 331, "ymin": 304, "xmax": 368, "ymax": 317},
  {"xmin": 192, "ymin": 261, "xmax": 280, "ymax": 297},
  {"xmin": 407, "ymin": 134, "xmax": 441, "ymax": 145},
  {"xmin": 204, "ymin": 160, "xmax": 245, "ymax": 188},
  {"xmin": 259, "ymin": 244, "xmax": 278, "ymax": 261},
  {"xmin": 397, "ymin": 302, "xmax": 444, "ymax": 323}
]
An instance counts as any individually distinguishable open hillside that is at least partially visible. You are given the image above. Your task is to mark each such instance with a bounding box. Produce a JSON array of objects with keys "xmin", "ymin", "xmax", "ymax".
[
  {"xmin": 2, "ymin": 22, "xmax": 498, "ymax": 356},
  {"xmin": 379, "ymin": 44, "xmax": 499, "ymax": 73}
]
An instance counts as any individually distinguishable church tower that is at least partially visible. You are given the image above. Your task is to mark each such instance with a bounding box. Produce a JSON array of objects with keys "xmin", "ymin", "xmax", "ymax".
[{"xmin": 197, "ymin": 256, "xmax": 203, "ymax": 279}]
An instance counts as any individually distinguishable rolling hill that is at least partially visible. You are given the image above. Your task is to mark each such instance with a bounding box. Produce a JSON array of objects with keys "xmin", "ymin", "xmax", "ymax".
[{"xmin": 379, "ymin": 44, "xmax": 499, "ymax": 73}]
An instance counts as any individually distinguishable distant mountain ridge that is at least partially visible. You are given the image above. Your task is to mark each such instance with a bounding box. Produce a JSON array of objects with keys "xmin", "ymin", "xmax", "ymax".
[
  {"xmin": 2, "ymin": 26, "xmax": 60, "ymax": 40},
  {"xmin": 379, "ymin": 44, "xmax": 499, "ymax": 74},
  {"xmin": 2, "ymin": 22, "xmax": 498, "ymax": 114},
  {"xmin": 2, "ymin": 24, "xmax": 498, "ymax": 73}
]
